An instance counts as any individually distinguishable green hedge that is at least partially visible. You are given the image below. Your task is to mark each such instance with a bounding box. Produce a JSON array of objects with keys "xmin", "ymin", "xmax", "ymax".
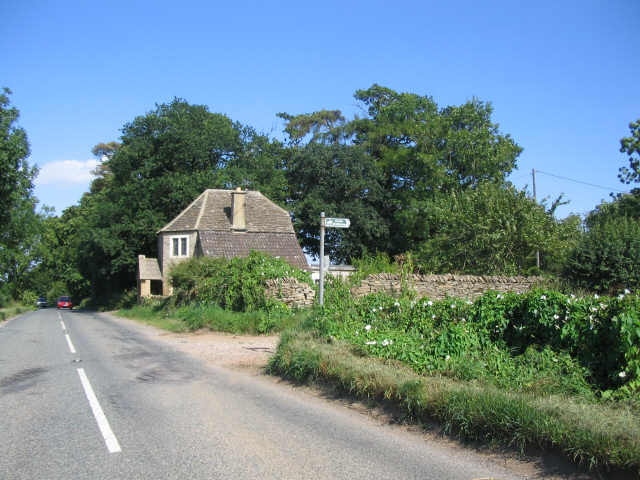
[{"xmin": 169, "ymin": 251, "xmax": 313, "ymax": 313}]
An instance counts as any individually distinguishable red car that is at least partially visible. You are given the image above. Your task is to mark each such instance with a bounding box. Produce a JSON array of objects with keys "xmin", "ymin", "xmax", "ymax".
[{"xmin": 57, "ymin": 296, "xmax": 73, "ymax": 309}]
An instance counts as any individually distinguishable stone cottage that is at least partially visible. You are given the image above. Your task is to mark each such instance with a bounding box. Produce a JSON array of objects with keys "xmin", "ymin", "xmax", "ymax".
[{"xmin": 137, "ymin": 188, "xmax": 308, "ymax": 299}]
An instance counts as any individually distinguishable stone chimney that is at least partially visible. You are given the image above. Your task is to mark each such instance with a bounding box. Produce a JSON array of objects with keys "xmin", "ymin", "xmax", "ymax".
[{"xmin": 231, "ymin": 187, "xmax": 247, "ymax": 231}]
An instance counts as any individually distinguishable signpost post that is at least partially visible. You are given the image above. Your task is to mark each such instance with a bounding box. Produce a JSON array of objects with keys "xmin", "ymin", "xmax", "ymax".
[{"xmin": 318, "ymin": 214, "xmax": 350, "ymax": 306}]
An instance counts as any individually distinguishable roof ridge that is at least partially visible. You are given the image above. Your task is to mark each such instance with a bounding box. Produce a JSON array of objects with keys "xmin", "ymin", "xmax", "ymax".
[
  {"xmin": 194, "ymin": 190, "xmax": 208, "ymax": 230},
  {"xmin": 158, "ymin": 190, "xmax": 207, "ymax": 232}
]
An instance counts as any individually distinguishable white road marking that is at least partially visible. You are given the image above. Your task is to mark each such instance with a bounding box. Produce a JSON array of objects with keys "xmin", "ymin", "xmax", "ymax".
[
  {"xmin": 65, "ymin": 334, "xmax": 76, "ymax": 354},
  {"xmin": 60, "ymin": 320, "xmax": 66, "ymax": 331},
  {"xmin": 77, "ymin": 368, "xmax": 122, "ymax": 453},
  {"xmin": 57, "ymin": 311, "xmax": 62, "ymax": 321}
]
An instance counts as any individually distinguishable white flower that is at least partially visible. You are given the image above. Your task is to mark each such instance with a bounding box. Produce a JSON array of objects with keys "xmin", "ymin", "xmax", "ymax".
[
  {"xmin": 600, "ymin": 303, "xmax": 607, "ymax": 310},
  {"xmin": 466, "ymin": 300, "xmax": 473, "ymax": 305},
  {"xmin": 450, "ymin": 303, "xmax": 456, "ymax": 309},
  {"xmin": 365, "ymin": 341, "xmax": 377, "ymax": 345},
  {"xmin": 540, "ymin": 295, "xmax": 547, "ymax": 300},
  {"xmin": 394, "ymin": 301, "xmax": 400, "ymax": 307},
  {"xmin": 533, "ymin": 309, "xmax": 538, "ymax": 315},
  {"xmin": 570, "ymin": 294, "xmax": 576, "ymax": 299},
  {"xmin": 553, "ymin": 314, "xmax": 560, "ymax": 320},
  {"xmin": 566, "ymin": 298, "xmax": 571, "ymax": 304},
  {"xmin": 461, "ymin": 318, "xmax": 466, "ymax": 323},
  {"xmin": 624, "ymin": 288, "xmax": 631, "ymax": 294},
  {"xmin": 497, "ymin": 294, "xmax": 503, "ymax": 299},
  {"xmin": 371, "ymin": 307, "xmax": 376, "ymax": 313},
  {"xmin": 427, "ymin": 300, "xmax": 433, "ymax": 306},
  {"xmin": 382, "ymin": 339, "xmax": 392, "ymax": 346},
  {"xmin": 431, "ymin": 314, "xmax": 436, "ymax": 319},
  {"xmin": 619, "ymin": 371, "xmax": 627, "ymax": 378},
  {"xmin": 594, "ymin": 294, "xmax": 599, "ymax": 299},
  {"xmin": 445, "ymin": 355, "xmax": 451, "ymax": 361},
  {"xmin": 618, "ymin": 294, "xmax": 625, "ymax": 300},
  {"xmin": 355, "ymin": 331, "xmax": 358, "ymax": 336},
  {"xmin": 364, "ymin": 324, "xmax": 372, "ymax": 331}
]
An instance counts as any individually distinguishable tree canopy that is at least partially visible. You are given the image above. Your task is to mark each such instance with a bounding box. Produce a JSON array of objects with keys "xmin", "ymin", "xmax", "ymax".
[
  {"xmin": 0, "ymin": 88, "xmax": 45, "ymax": 299},
  {"xmin": 8, "ymin": 85, "xmax": 628, "ymax": 303}
]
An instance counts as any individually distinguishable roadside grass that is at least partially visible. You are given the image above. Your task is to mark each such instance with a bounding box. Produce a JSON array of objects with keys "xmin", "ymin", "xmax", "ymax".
[
  {"xmin": 0, "ymin": 302, "xmax": 35, "ymax": 322},
  {"xmin": 267, "ymin": 330, "xmax": 640, "ymax": 474},
  {"xmin": 118, "ymin": 301, "xmax": 309, "ymax": 335},
  {"xmin": 117, "ymin": 304, "xmax": 190, "ymax": 332}
]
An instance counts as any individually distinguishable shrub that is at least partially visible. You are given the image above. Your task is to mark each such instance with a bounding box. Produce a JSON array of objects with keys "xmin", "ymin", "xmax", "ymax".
[
  {"xmin": 21, "ymin": 290, "xmax": 38, "ymax": 307},
  {"xmin": 564, "ymin": 216, "xmax": 640, "ymax": 293},
  {"xmin": 0, "ymin": 284, "xmax": 11, "ymax": 308},
  {"xmin": 313, "ymin": 288, "xmax": 640, "ymax": 397},
  {"xmin": 170, "ymin": 251, "xmax": 312, "ymax": 313}
]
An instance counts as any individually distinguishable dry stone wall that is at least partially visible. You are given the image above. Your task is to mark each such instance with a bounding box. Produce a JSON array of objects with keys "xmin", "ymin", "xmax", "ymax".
[
  {"xmin": 350, "ymin": 273, "xmax": 543, "ymax": 300},
  {"xmin": 264, "ymin": 277, "xmax": 316, "ymax": 308}
]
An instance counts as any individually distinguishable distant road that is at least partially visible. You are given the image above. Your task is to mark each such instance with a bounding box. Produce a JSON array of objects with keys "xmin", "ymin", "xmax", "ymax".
[{"xmin": 0, "ymin": 308, "xmax": 529, "ymax": 479}]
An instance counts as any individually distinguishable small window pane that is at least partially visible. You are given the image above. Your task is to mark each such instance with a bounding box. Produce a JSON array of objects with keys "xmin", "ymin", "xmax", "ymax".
[
  {"xmin": 172, "ymin": 238, "xmax": 179, "ymax": 256},
  {"xmin": 181, "ymin": 237, "xmax": 187, "ymax": 256}
]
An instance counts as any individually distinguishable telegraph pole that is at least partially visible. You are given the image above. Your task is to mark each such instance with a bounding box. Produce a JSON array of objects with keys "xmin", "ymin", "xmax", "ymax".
[
  {"xmin": 532, "ymin": 168, "xmax": 540, "ymax": 269},
  {"xmin": 319, "ymin": 212, "xmax": 325, "ymax": 305}
]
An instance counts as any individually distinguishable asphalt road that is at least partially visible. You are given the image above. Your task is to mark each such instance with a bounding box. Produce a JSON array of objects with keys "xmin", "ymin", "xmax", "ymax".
[{"xmin": 0, "ymin": 308, "xmax": 531, "ymax": 479}]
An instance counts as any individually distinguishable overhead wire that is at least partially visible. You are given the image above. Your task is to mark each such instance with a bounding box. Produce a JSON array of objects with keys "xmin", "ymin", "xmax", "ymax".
[{"xmin": 535, "ymin": 170, "xmax": 630, "ymax": 194}]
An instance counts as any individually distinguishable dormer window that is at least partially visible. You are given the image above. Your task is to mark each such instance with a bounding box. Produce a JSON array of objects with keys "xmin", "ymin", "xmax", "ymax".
[{"xmin": 171, "ymin": 236, "xmax": 188, "ymax": 257}]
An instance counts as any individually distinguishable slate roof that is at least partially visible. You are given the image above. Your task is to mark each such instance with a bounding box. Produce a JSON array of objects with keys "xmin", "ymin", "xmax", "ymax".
[
  {"xmin": 198, "ymin": 231, "xmax": 308, "ymax": 271},
  {"xmin": 138, "ymin": 257, "xmax": 162, "ymax": 280},
  {"xmin": 159, "ymin": 189, "xmax": 294, "ymax": 234}
]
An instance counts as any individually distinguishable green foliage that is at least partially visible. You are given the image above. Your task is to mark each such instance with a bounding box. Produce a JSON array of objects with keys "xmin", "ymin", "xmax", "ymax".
[
  {"xmin": 285, "ymin": 143, "xmax": 390, "ymax": 262},
  {"xmin": 349, "ymin": 252, "xmax": 400, "ymax": 285},
  {"xmin": 408, "ymin": 183, "xmax": 580, "ymax": 274},
  {"xmin": 20, "ymin": 290, "xmax": 37, "ymax": 306},
  {"xmin": 0, "ymin": 87, "xmax": 34, "ymax": 227},
  {"xmin": 314, "ymin": 288, "xmax": 640, "ymax": 396},
  {"xmin": 565, "ymin": 215, "xmax": 640, "ymax": 293},
  {"xmin": 0, "ymin": 87, "xmax": 49, "ymax": 300},
  {"xmin": 268, "ymin": 328, "xmax": 640, "ymax": 473},
  {"xmin": 281, "ymin": 85, "xmax": 529, "ymax": 265},
  {"xmin": 170, "ymin": 251, "xmax": 312, "ymax": 313},
  {"xmin": 618, "ymin": 118, "xmax": 640, "ymax": 186},
  {"xmin": 46, "ymin": 282, "xmax": 68, "ymax": 306},
  {"xmin": 59, "ymin": 98, "xmax": 289, "ymax": 297},
  {"xmin": 120, "ymin": 300, "xmax": 309, "ymax": 335},
  {"xmin": 0, "ymin": 284, "xmax": 11, "ymax": 308}
]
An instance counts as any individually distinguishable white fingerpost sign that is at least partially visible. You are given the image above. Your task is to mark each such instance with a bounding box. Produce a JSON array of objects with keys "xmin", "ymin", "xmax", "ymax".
[
  {"xmin": 325, "ymin": 217, "xmax": 351, "ymax": 228},
  {"xmin": 319, "ymin": 213, "xmax": 350, "ymax": 305}
]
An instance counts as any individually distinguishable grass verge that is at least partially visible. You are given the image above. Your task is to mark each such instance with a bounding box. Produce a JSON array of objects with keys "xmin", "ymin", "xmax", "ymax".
[
  {"xmin": 118, "ymin": 301, "xmax": 309, "ymax": 335},
  {"xmin": 0, "ymin": 303, "xmax": 35, "ymax": 322},
  {"xmin": 267, "ymin": 329, "xmax": 640, "ymax": 475}
]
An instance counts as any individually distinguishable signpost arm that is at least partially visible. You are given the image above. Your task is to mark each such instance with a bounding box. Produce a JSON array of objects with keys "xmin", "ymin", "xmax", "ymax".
[{"xmin": 319, "ymin": 212, "xmax": 325, "ymax": 306}]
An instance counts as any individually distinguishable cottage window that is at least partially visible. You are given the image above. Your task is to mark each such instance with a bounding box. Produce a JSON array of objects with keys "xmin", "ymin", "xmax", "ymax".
[{"xmin": 171, "ymin": 236, "xmax": 189, "ymax": 257}]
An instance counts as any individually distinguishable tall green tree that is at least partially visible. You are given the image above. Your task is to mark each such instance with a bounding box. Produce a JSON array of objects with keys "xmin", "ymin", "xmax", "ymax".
[
  {"xmin": 78, "ymin": 98, "xmax": 288, "ymax": 294},
  {"xmin": 285, "ymin": 143, "xmax": 390, "ymax": 262},
  {"xmin": 410, "ymin": 183, "xmax": 580, "ymax": 274},
  {"xmin": 618, "ymin": 118, "xmax": 640, "ymax": 186},
  {"xmin": 563, "ymin": 119, "xmax": 640, "ymax": 292},
  {"xmin": 280, "ymin": 85, "xmax": 525, "ymax": 262},
  {"xmin": 0, "ymin": 88, "xmax": 43, "ymax": 298},
  {"xmin": 0, "ymin": 88, "xmax": 36, "ymax": 224}
]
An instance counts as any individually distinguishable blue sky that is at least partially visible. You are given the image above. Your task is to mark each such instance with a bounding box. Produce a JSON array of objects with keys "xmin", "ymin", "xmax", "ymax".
[{"xmin": 2, "ymin": 0, "xmax": 639, "ymax": 218}]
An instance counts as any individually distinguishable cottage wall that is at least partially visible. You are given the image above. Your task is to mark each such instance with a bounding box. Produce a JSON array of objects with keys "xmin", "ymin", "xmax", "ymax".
[{"xmin": 159, "ymin": 231, "xmax": 198, "ymax": 295}]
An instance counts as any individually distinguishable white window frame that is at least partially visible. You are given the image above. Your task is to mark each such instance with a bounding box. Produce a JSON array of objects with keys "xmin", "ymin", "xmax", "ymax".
[{"xmin": 170, "ymin": 235, "xmax": 189, "ymax": 257}]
